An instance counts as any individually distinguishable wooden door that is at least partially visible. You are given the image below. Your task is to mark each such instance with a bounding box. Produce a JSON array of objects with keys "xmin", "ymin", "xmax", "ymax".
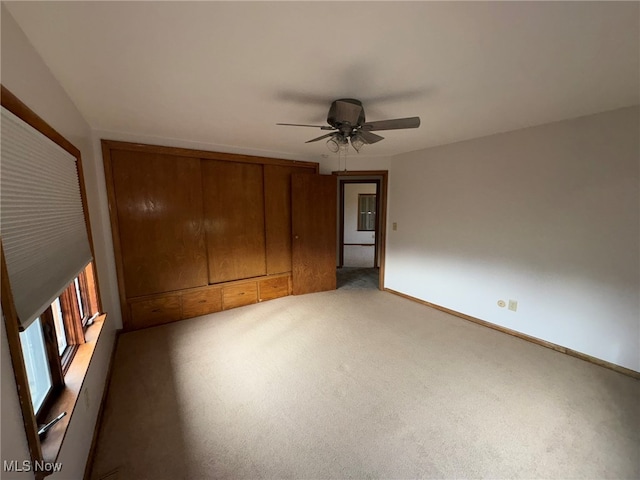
[
  {"xmin": 202, "ymin": 160, "xmax": 267, "ymax": 283},
  {"xmin": 291, "ymin": 174, "xmax": 337, "ymax": 295},
  {"xmin": 264, "ymin": 164, "xmax": 317, "ymax": 275},
  {"xmin": 110, "ymin": 151, "xmax": 208, "ymax": 298}
]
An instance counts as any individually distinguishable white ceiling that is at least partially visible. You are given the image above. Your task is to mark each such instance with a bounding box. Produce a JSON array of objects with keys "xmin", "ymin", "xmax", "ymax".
[{"xmin": 5, "ymin": 1, "xmax": 639, "ymax": 161}]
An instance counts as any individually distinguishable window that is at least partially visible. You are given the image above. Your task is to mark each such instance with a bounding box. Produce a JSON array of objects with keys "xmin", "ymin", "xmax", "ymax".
[
  {"xmin": 358, "ymin": 194, "xmax": 376, "ymax": 231},
  {"xmin": 19, "ymin": 318, "xmax": 53, "ymax": 414},
  {"xmin": 16, "ymin": 263, "xmax": 100, "ymax": 419},
  {"xmin": 51, "ymin": 299, "xmax": 67, "ymax": 356},
  {"xmin": 1, "ymin": 86, "xmax": 104, "ymax": 468}
]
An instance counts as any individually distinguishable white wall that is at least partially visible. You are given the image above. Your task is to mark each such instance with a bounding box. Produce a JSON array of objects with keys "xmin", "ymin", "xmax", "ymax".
[
  {"xmin": 385, "ymin": 106, "xmax": 640, "ymax": 372},
  {"xmin": 1, "ymin": 6, "xmax": 118, "ymax": 478},
  {"xmin": 1, "ymin": 309, "xmax": 32, "ymax": 480}
]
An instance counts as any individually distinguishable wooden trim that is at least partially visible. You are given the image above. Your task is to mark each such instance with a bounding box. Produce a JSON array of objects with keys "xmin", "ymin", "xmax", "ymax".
[
  {"xmin": 378, "ymin": 173, "xmax": 388, "ymax": 289},
  {"xmin": 74, "ymin": 154, "xmax": 102, "ymax": 317},
  {"xmin": 332, "ymin": 170, "xmax": 388, "ymax": 177},
  {"xmin": 385, "ymin": 288, "xmax": 640, "ymax": 380},
  {"xmin": 338, "ymin": 179, "xmax": 380, "ymax": 267},
  {"xmin": 1, "ymin": 85, "xmax": 80, "ymax": 158},
  {"xmin": 101, "ymin": 139, "xmax": 320, "ymax": 169},
  {"xmin": 76, "ymin": 271, "xmax": 92, "ymax": 326},
  {"xmin": 333, "ymin": 170, "xmax": 388, "ymax": 289},
  {"xmin": 261, "ymin": 165, "xmax": 268, "ymax": 278},
  {"xmin": 84, "ymin": 263, "xmax": 100, "ymax": 318},
  {"xmin": 0, "ymin": 243, "xmax": 44, "ymax": 472},
  {"xmin": 101, "ymin": 141, "xmax": 131, "ymax": 328},
  {"xmin": 39, "ymin": 315, "xmax": 108, "ymax": 465},
  {"xmin": 39, "ymin": 308, "xmax": 65, "ymax": 390},
  {"xmin": 60, "ymin": 285, "xmax": 86, "ymax": 346},
  {"xmin": 83, "ymin": 328, "xmax": 121, "ymax": 480},
  {"xmin": 126, "ymin": 272, "xmax": 291, "ymax": 303},
  {"xmin": 339, "ymin": 181, "xmax": 345, "ymax": 267},
  {"xmin": 60, "ymin": 344, "xmax": 79, "ymax": 376}
]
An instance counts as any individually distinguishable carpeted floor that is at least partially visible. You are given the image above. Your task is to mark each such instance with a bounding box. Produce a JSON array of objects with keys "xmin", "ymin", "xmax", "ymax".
[
  {"xmin": 90, "ymin": 289, "xmax": 640, "ymax": 480},
  {"xmin": 336, "ymin": 267, "xmax": 379, "ymax": 290}
]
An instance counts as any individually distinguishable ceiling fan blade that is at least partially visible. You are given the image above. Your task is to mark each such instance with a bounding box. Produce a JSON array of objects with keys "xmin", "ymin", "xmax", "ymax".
[
  {"xmin": 305, "ymin": 133, "xmax": 336, "ymax": 143},
  {"xmin": 358, "ymin": 130, "xmax": 384, "ymax": 144},
  {"xmin": 277, "ymin": 123, "xmax": 335, "ymax": 130},
  {"xmin": 361, "ymin": 116, "xmax": 421, "ymax": 131}
]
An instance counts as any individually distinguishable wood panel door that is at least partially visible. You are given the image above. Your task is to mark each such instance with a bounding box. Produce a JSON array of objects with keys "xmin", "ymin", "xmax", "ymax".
[
  {"xmin": 202, "ymin": 160, "xmax": 266, "ymax": 283},
  {"xmin": 110, "ymin": 151, "xmax": 208, "ymax": 297},
  {"xmin": 264, "ymin": 164, "xmax": 317, "ymax": 275},
  {"xmin": 291, "ymin": 174, "xmax": 337, "ymax": 295}
]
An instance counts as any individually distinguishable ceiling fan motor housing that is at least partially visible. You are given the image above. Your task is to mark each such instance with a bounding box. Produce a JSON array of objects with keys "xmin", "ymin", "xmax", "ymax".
[{"xmin": 327, "ymin": 99, "xmax": 365, "ymax": 130}]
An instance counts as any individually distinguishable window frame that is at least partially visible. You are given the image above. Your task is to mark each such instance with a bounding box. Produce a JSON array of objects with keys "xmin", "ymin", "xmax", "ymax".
[
  {"xmin": 18, "ymin": 317, "xmax": 54, "ymax": 416},
  {"xmin": 357, "ymin": 193, "xmax": 377, "ymax": 231},
  {"xmin": 30, "ymin": 267, "xmax": 99, "ymax": 423},
  {"xmin": 0, "ymin": 84, "xmax": 103, "ymax": 479},
  {"xmin": 50, "ymin": 297, "xmax": 69, "ymax": 357}
]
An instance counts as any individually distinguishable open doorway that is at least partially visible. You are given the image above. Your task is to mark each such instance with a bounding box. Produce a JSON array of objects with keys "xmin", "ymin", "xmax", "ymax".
[{"xmin": 334, "ymin": 171, "xmax": 388, "ymax": 290}]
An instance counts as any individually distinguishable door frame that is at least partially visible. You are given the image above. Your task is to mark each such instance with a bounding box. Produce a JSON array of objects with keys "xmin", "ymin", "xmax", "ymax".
[{"xmin": 333, "ymin": 170, "xmax": 388, "ymax": 290}]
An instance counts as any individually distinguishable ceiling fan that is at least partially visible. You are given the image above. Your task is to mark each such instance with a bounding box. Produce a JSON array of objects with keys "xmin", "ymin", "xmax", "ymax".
[{"xmin": 277, "ymin": 98, "xmax": 420, "ymax": 153}]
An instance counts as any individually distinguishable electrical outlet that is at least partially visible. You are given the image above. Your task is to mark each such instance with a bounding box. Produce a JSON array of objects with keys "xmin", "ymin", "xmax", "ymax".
[
  {"xmin": 392, "ymin": 222, "xmax": 397, "ymax": 231},
  {"xmin": 508, "ymin": 300, "xmax": 518, "ymax": 312},
  {"xmin": 84, "ymin": 388, "xmax": 90, "ymax": 410}
]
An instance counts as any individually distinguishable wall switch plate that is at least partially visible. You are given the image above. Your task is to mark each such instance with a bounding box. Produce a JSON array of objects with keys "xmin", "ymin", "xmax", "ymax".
[
  {"xmin": 508, "ymin": 300, "xmax": 518, "ymax": 312},
  {"xmin": 392, "ymin": 222, "xmax": 397, "ymax": 231}
]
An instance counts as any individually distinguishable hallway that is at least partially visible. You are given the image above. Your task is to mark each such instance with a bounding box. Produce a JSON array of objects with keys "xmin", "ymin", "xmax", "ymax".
[{"xmin": 336, "ymin": 267, "xmax": 379, "ymax": 290}]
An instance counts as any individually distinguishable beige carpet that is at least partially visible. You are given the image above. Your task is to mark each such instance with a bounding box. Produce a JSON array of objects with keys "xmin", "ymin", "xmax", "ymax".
[{"xmin": 90, "ymin": 289, "xmax": 640, "ymax": 480}]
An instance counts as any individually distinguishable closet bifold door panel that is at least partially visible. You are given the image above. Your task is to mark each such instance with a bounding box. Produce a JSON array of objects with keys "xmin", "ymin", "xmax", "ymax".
[
  {"xmin": 110, "ymin": 150, "xmax": 208, "ymax": 297},
  {"xmin": 202, "ymin": 160, "xmax": 267, "ymax": 283},
  {"xmin": 264, "ymin": 164, "xmax": 317, "ymax": 275}
]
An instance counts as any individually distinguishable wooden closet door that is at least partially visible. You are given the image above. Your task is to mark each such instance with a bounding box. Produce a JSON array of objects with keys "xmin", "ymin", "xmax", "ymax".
[
  {"xmin": 202, "ymin": 160, "xmax": 266, "ymax": 283},
  {"xmin": 264, "ymin": 164, "xmax": 316, "ymax": 274},
  {"xmin": 110, "ymin": 151, "xmax": 208, "ymax": 297},
  {"xmin": 291, "ymin": 174, "xmax": 337, "ymax": 294}
]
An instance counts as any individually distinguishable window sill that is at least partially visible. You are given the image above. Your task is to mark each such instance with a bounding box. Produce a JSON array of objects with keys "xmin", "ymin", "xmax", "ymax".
[{"xmin": 39, "ymin": 314, "xmax": 107, "ymax": 465}]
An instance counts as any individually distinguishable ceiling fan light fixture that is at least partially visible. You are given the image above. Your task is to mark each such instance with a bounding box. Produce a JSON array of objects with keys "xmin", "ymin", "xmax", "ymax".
[
  {"xmin": 350, "ymin": 133, "xmax": 365, "ymax": 153},
  {"xmin": 326, "ymin": 134, "xmax": 348, "ymax": 154},
  {"xmin": 326, "ymin": 136, "xmax": 340, "ymax": 153}
]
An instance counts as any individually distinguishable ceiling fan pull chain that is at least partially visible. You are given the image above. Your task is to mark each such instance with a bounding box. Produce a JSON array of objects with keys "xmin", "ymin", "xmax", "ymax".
[{"xmin": 340, "ymin": 146, "xmax": 348, "ymax": 172}]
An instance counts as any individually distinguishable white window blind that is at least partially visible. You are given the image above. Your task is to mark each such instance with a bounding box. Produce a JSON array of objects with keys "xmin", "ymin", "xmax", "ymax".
[{"xmin": 1, "ymin": 106, "xmax": 92, "ymax": 330}]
